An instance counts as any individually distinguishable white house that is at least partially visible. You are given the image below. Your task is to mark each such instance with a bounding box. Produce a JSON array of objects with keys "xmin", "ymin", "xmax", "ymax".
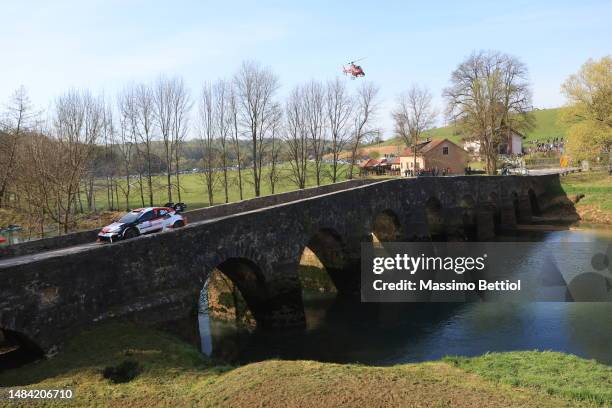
[
  {"xmin": 499, "ymin": 129, "xmax": 524, "ymax": 155},
  {"xmin": 463, "ymin": 129, "xmax": 524, "ymax": 157}
]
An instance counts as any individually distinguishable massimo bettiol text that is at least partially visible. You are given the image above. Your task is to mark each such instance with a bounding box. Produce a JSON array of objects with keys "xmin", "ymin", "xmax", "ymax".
[{"xmin": 360, "ymin": 242, "xmax": 612, "ymax": 303}]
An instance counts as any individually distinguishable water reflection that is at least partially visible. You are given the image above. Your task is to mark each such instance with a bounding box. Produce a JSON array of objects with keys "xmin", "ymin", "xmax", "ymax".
[
  {"xmin": 198, "ymin": 228, "xmax": 612, "ymax": 365},
  {"xmin": 198, "ymin": 313, "xmax": 213, "ymax": 356}
]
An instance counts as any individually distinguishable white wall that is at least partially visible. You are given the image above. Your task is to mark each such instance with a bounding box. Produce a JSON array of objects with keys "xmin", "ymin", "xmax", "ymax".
[{"xmin": 511, "ymin": 134, "xmax": 522, "ymax": 154}]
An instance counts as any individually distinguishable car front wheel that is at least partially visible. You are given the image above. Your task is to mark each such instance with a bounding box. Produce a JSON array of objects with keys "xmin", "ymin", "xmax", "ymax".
[
  {"xmin": 173, "ymin": 220, "xmax": 185, "ymax": 228},
  {"xmin": 123, "ymin": 228, "xmax": 139, "ymax": 240}
]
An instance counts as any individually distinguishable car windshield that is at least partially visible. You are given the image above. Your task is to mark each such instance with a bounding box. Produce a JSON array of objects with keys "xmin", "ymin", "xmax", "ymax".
[{"xmin": 118, "ymin": 211, "xmax": 141, "ymax": 224}]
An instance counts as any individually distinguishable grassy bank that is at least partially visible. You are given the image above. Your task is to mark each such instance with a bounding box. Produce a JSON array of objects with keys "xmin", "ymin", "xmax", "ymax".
[
  {"xmin": 1, "ymin": 322, "xmax": 609, "ymax": 407},
  {"xmin": 558, "ymin": 171, "xmax": 612, "ymax": 224},
  {"xmin": 445, "ymin": 352, "xmax": 612, "ymax": 406}
]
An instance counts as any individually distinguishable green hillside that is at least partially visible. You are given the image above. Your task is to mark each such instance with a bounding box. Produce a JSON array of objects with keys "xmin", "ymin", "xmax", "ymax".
[
  {"xmin": 377, "ymin": 107, "xmax": 568, "ymax": 147},
  {"xmin": 524, "ymin": 108, "xmax": 568, "ymax": 140}
]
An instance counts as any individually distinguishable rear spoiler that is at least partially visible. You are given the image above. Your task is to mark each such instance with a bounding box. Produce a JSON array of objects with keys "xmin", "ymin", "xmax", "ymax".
[{"xmin": 164, "ymin": 202, "xmax": 187, "ymax": 213}]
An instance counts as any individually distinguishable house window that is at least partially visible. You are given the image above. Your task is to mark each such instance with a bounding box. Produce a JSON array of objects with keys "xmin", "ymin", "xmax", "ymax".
[{"xmin": 442, "ymin": 147, "xmax": 449, "ymax": 155}]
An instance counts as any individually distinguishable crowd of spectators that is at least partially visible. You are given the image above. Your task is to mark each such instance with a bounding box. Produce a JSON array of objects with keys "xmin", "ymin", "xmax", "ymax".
[
  {"xmin": 404, "ymin": 168, "xmax": 450, "ymax": 177},
  {"xmin": 526, "ymin": 137, "xmax": 565, "ymax": 153}
]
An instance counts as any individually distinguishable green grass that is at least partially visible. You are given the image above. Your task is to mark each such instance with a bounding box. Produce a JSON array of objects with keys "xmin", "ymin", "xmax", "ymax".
[
  {"xmin": 374, "ymin": 107, "xmax": 568, "ymax": 147},
  {"xmin": 444, "ymin": 351, "xmax": 612, "ymax": 406},
  {"xmin": 539, "ymin": 170, "xmax": 612, "ymax": 224},
  {"xmin": 560, "ymin": 171, "xmax": 612, "ymax": 211},
  {"xmin": 0, "ymin": 322, "xmax": 227, "ymax": 407},
  {"xmin": 523, "ymin": 108, "xmax": 568, "ymax": 141},
  {"xmin": 0, "ymin": 322, "xmax": 607, "ymax": 407},
  {"xmin": 92, "ymin": 162, "xmax": 352, "ymax": 211}
]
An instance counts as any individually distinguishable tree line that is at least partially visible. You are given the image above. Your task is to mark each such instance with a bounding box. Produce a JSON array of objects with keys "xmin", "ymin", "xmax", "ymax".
[
  {"xmin": 0, "ymin": 61, "xmax": 380, "ymax": 235},
  {"xmin": 4, "ymin": 52, "xmax": 602, "ymax": 237}
]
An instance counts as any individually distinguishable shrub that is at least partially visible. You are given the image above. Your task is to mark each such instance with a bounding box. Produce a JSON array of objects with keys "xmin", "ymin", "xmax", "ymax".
[{"xmin": 102, "ymin": 360, "xmax": 141, "ymax": 384}]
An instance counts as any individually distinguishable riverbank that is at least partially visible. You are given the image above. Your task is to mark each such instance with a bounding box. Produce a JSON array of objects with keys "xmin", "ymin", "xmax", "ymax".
[
  {"xmin": 0, "ymin": 322, "xmax": 609, "ymax": 407},
  {"xmin": 551, "ymin": 171, "xmax": 612, "ymax": 225}
]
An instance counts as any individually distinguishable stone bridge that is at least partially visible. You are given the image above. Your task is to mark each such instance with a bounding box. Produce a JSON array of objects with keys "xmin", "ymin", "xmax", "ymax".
[{"xmin": 0, "ymin": 175, "xmax": 557, "ymax": 354}]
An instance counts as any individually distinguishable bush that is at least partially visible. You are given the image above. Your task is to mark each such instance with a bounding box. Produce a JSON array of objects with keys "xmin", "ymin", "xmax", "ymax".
[{"xmin": 102, "ymin": 360, "xmax": 141, "ymax": 384}]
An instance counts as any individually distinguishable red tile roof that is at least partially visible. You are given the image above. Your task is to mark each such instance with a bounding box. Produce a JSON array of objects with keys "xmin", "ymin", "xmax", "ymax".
[
  {"xmin": 419, "ymin": 139, "xmax": 446, "ymax": 153},
  {"xmin": 359, "ymin": 158, "xmax": 380, "ymax": 168},
  {"xmin": 399, "ymin": 139, "xmax": 465, "ymax": 157}
]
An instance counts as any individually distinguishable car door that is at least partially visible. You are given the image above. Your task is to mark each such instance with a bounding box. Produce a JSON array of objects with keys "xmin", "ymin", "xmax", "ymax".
[
  {"xmin": 136, "ymin": 210, "xmax": 154, "ymax": 234},
  {"xmin": 157, "ymin": 208, "xmax": 172, "ymax": 230},
  {"xmin": 149, "ymin": 209, "xmax": 166, "ymax": 233}
]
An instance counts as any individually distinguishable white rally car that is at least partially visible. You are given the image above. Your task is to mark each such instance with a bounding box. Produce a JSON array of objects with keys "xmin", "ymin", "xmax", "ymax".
[{"xmin": 98, "ymin": 204, "xmax": 187, "ymax": 242}]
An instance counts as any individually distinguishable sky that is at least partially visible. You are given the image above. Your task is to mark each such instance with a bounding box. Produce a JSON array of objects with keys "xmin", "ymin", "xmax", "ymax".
[{"xmin": 1, "ymin": 0, "xmax": 611, "ymax": 137}]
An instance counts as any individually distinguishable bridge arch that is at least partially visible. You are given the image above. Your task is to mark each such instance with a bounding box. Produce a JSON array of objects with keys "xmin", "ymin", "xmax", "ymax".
[
  {"xmin": 202, "ymin": 257, "xmax": 267, "ymax": 328},
  {"xmin": 511, "ymin": 191, "xmax": 520, "ymax": 220},
  {"xmin": 0, "ymin": 327, "xmax": 45, "ymax": 371},
  {"xmin": 297, "ymin": 228, "xmax": 349, "ymax": 295},
  {"xmin": 371, "ymin": 209, "xmax": 402, "ymax": 243},
  {"xmin": 528, "ymin": 188, "xmax": 541, "ymax": 216},
  {"xmin": 425, "ymin": 197, "xmax": 446, "ymax": 240},
  {"xmin": 489, "ymin": 192, "xmax": 502, "ymax": 230},
  {"xmin": 459, "ymin": 194, "xmax": 477, "ymax": 241}
]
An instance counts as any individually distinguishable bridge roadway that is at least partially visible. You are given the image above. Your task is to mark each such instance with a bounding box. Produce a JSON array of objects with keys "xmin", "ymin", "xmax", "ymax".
[
  {"xmin": 0, "ymin": 175, "xmax": 559, "ymax": 354},
  {"xmin": 0, "ymin": 179, "xmax": 377, "ymax": 263},
  {"xmin": 0, "ymin": 177, "xmax": 363, "ymax": 267},
  {"xmin": 0, "ymin": 242, "xmax": 102, "ymax": 268}
]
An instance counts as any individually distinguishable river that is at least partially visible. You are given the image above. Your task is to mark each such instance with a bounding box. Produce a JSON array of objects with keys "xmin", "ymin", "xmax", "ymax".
[{"xmin": 198, "ymin": 228, "xmax": 612, "ymax": 365}]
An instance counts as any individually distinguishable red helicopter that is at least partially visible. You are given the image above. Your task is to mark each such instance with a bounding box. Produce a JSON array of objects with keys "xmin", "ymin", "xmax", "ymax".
[{"xmin": 342, "ymin": 58, "xmax": 366, "ymax": 78}]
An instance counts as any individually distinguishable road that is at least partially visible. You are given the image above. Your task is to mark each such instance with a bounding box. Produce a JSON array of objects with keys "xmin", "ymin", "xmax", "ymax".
[
  {"xmin": 510, "ymin": 167, "xmax": 581, "ymax": 176},
  {"xmin": 0, "ymin": 241, "xmax": 104, "ymax": 268}
]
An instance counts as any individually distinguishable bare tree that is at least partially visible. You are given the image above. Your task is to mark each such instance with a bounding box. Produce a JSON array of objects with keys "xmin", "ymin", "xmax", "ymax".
[
  {"xmin": 326, "ymin": 78, "xmax": 352, "ymax": 183},
  {"xmin": 227, "ymin": 86, "xmax": 244, "ymax": 200},
  {"xmin": 153, "ymin": 76, "xmax": 175, "ymax": 203},
  {"xmin": 16, "ymin": 129, "xmax": 49, "ymax": 237},
  {"xmin": 348, "ymin": 82, "xmax": 379, "ymax": 179},
  {"xmin": 444, "ymin": 50, "xmax": 532, "ymax": 174},
  {"xmin": 120, "ymin": 85, "xmax": 146, "ymax": 207},
  {"xmin": 133, "ymin": 83, "xmax": 156, "ymax": 206},
  {"xmin": 170, "ymin": 77, "xmax": 191, "ymax": 203},
  {"xmin": 234, "ymin": 61, "xmax": 280, "ymax": 197},
  {"xmin": 199, "ymin": 82, "xmax": 220, "ymax": 206},
  {"xmin": 392, "ymin": 85, "xmax": 437, "ymax": 174},
  {"xmin": 101, "ymin": 100, "xmax": 117, "ymax": 211},
  {"xmin": 284, "ymin": 86, "xmax": 308, "ymax": 189},
  {"xmin": 214, "ymin": 79, "xmax": 231, "ymax": 203},
  {"xmin": 267, "ymin": 104, "xmax": 283, "ymax": 194},
  {"xmin": 117, "ymin": 89, "xmax": 138, "ymax": 210},
  {"xmin": 303, "ymin": 80, "xmax": 326, "ymax": 186},
  {"xmin": 0, "ymin": 86, "xmax": 38, "ymax": 206},
  {"xmin": 135, "ymin": 152, "xmax": 146, "ymax": 207},
  {"xmin": 22, "ymin": 132, "xmax": 56, "ymax": 236},
  {"xmin": 51, "ymin": 90, "xmax": 103, "ymax": 232}
]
